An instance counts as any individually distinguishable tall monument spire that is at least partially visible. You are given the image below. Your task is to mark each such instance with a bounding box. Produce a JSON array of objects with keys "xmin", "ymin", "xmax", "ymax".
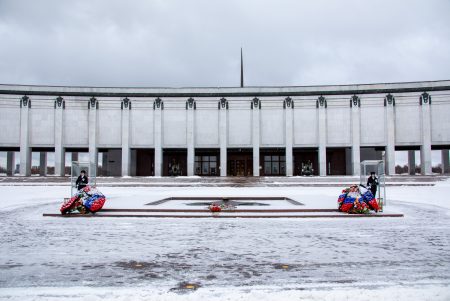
[{"xmin": 240, "ymin": 48, "xmax": 244, "ymax": 88}]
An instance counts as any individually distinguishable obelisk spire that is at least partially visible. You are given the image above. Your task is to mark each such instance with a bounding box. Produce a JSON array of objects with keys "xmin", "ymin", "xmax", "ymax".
[{"xmin": 240, "ymin": 48, "xmax": 244, "ymax": 88}]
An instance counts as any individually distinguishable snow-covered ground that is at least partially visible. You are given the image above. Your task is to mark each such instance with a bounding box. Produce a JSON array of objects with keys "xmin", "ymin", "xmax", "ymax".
[{"xmin": 1, "ymin": 179, "xmax": 450, "ymax": 300}]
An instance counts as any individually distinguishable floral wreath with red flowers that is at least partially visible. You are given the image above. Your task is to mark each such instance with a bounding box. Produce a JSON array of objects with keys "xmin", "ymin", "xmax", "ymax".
[{"xmin": 208, "ymin": 203, "xmax": 236, "ymax": 213}]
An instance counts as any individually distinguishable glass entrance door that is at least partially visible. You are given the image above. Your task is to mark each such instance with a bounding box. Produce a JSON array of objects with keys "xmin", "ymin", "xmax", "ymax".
[
  {"xmin": 227, "ymin": 149, "xmax": 253, "ymax": 176},
  {"xmin": 228, "ymin": 157, "xmax": 252, "ymax": 176},
  {"xmin": 235, "ymin": 160, "xmax": 245, "ymax": 176}
]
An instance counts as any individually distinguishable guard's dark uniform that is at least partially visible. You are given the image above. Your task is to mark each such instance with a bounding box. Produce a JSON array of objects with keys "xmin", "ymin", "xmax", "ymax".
[
  {"xmin": 76, "ymin": 175, "xmax": 89, "ymax": 190},
  {"xmin": 367, "ymin": 175, "xmax": 378, "ymax": 197}
]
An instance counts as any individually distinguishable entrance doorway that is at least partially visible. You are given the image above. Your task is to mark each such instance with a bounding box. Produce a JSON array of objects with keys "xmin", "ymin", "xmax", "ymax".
[
  {"xmin": 227, "ymin": 148, "xmax": 253, "ymax": 176},
  {"xmin": 131, "ymin": 148, "xmax": 154, "ymax": 176},
  {"xmin": 293, "ymin": 148, "xmax": 318, "ymax": 176},
  {"xmin": 195, "ymin": 149, "xmax": 220, "ymax": 176},
  {"xmin": 260, "ymin": 148, "xmax": 286, "ymax": 176},
  {"xmin": 326, "ymin": 148, "xmax": 349, "ymax": 175},
  {"xmin": 163, "ymin": 149, "xmax": 187, "ymax": 176},
  {"xmin": 98, "ymin": 148, "xmax": 122, "ymax": 176}
]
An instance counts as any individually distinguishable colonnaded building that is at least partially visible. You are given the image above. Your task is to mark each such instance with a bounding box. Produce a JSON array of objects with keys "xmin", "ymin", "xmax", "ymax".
[{"xmin": 0, "ymin": 80, "xmax": 449, "ymax": 177}]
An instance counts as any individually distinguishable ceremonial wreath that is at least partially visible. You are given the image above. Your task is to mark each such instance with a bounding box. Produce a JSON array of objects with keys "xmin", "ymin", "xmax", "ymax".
[
  {"xmin": 337, "ymin": 185, "xmax": 379, "ymax": 214},
  {"xmin": 60, "ymin": 186, "xmax": 106, "ymax": 215}
]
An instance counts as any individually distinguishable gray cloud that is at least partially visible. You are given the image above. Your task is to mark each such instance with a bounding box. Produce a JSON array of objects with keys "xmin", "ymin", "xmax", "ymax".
[{"xmin": 0, "ymin": 0, "xmax": 449, "ymax": 87}]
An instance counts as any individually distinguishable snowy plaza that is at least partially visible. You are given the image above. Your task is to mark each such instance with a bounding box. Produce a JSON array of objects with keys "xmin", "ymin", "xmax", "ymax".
[{"xmin": 1, "ymin": 177, "xmax": 450, "ymax": 300}]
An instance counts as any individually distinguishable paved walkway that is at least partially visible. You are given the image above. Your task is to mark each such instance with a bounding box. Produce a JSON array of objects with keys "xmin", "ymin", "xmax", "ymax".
[{"xmin": 0, "ymin": 175, "xmax": 447, "ymax": 187}]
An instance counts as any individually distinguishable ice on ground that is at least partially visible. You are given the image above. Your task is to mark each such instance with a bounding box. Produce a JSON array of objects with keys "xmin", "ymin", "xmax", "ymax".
[{"xmin": 0, "ymin": 179, "xmax": 450, "ymax": 300}]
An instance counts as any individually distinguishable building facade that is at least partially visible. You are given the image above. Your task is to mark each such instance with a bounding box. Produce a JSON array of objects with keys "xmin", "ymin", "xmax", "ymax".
[{"xmin": 0, "ymin": 81, "xmax": 449, "ymax": 177}]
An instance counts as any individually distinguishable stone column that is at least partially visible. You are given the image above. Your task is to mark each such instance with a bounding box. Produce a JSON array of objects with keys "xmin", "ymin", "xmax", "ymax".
[
  {"xmin": 88, "ymin": 97, "xmax": 98, "ymax": 178},
  {"xmin": 385, "ymin": 94, "xmax": 396, "ymax": 175},
  {"xmin": 154, "ymin": 98, "xmax": 163, "ymax": 177},
  {"xmin": 219, "ymin": 98, "xmax": 228, "ymax": 176},
  {"xmin": 19, "ymin": 96, "xmax": 31, "ymax": 176},
  {"xmin": 408, "ymin": 150, "xmax": 416, "ymax": 175},
  {"xmin": 284, "ymin": 97, "xmax": 294, "ymax": 176},
  {"xmin": 420, "ymin": 92, "xmax": 432, "ymax": 175},
  {"xmin": 186, "ymin": 98, "xmax": 195, "ymax": 176},
  {"xmin": 121, "ymin": 98, "xmax": 131, "ymax": 176},
  {"xmin": 317, "ymin": 96, "xmax": 327, "ymax": 176},
  {"xmin": 252, "ymin": 97, "xmax": 260, "ymax": 176},
  {"xmin": 39, "ymin": 152, "xmax": 47, "ymax": 176},
  {"xmin": 54, "ymin": 96, "xmax": 65, "ymax": 176},
  {"xmin": 442, "ymin": 149, "xmax": 449, "ymax": 174},
  {"xmin": 6, "ymin": 151, "xmax": 15, "ymax": 176},
  {"xmin": 350, "ymin": 96, "xmax": 361, "ymax": 176}
]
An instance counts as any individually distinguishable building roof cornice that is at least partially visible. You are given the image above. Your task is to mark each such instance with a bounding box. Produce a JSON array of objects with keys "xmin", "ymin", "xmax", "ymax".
[{"xmin": 1, "ymin": 80, "xmax": 450, "ymax": 97}]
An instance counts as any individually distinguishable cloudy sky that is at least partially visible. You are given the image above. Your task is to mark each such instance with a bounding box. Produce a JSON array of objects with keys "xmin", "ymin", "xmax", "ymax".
[{"xmin": 0, "ymin": 0, "xmax": 449, "ymax": 87}]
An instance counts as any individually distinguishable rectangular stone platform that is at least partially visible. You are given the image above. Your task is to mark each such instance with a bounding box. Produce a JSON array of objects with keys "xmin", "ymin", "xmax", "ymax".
[
  {"xmin": 43, "ymin": 209, "xmax": 404, "ymax": 218},
  {"xmin": 101, "ymin": 208, "xmax": 335, "ymax": 213}
]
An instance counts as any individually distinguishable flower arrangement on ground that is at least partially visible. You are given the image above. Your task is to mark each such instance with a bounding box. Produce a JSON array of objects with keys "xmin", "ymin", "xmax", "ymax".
[
  {"xmin": 208, "ymin": 204, "xmax": 222, "ymax": 212},
  {"xmin": 60, "ymin": 186, "xmax": 106, "ymax": 215},
  {"xmin": 337, "ymin": 185, "xmax": 379, "ymax": 214},
  {"xmin": 208, "ymin": 202, "xmax": 236, "ymax": 213}
]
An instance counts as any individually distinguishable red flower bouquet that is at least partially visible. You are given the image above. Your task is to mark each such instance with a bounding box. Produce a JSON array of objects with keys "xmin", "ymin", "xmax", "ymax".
[
  {"xmin": 209, "ymin": 204, "xmax": 222, "ymax": 212},
  {"xmin": 351, "ymin": 198, "xmax": 370, "ymax": 214}
]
